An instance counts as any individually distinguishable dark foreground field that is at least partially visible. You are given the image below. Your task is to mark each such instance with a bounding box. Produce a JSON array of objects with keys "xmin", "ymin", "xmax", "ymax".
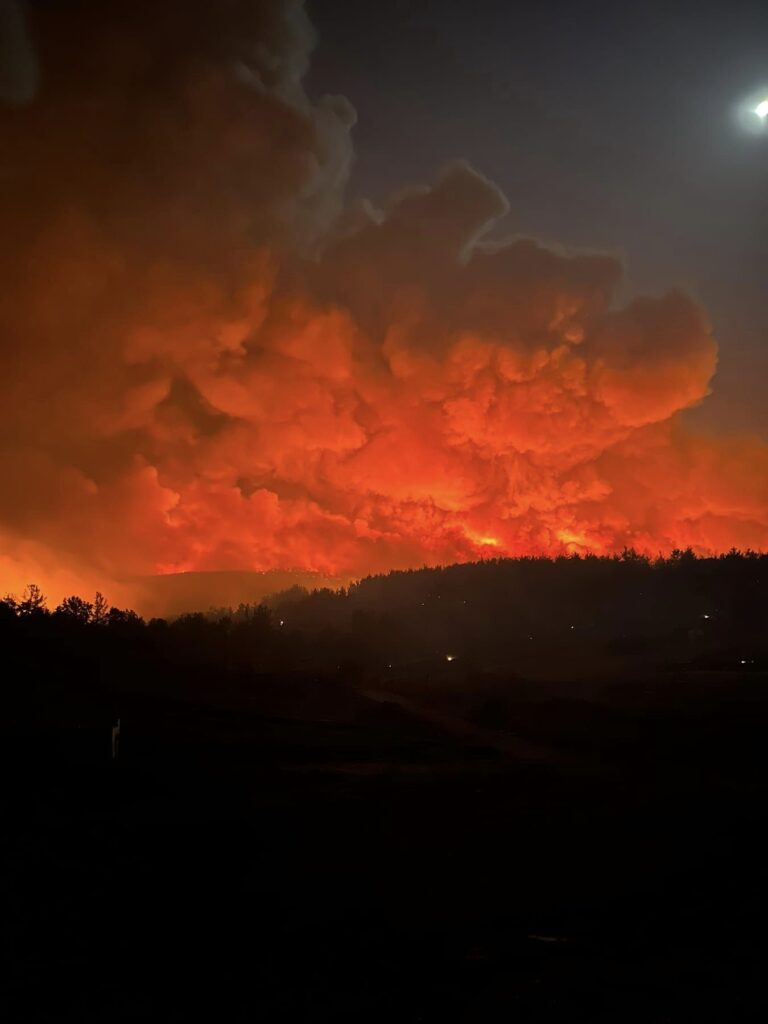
[{"xmin": 4, "ymin": 669, "xmax": 768, "ymax": 1022}]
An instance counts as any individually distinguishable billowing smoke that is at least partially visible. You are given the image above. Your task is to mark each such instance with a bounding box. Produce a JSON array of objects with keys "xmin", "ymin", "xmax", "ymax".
[
  {"xmin": 0, "ymin": 1, "xmax": 37, "ymax": 103},
  {"xmin": 1, "ymin": 1, "xmax": 767, "ymax": 610}
]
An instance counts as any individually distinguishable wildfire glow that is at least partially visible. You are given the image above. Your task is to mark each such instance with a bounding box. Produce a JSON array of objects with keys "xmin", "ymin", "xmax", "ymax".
[
  {"xmin": 556, "ymin": 530, "xmax": 591, "ymax": 551},
  {"xmin": 464, "ymin": 531, "xmax": 501, "ymax": 548},
  {"xmin": 1, "ymin": 1, "xmax": 768, "ymax": 612}
]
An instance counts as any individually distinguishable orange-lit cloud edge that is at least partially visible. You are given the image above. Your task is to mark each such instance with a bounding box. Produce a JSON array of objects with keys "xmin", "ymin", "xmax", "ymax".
[{"xmin": 1, "ymin": 1, "xmax": 767, "ymax": 615}]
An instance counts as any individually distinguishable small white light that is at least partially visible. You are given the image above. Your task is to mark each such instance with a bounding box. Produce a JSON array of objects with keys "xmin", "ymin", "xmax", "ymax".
[
  {"xmin": 279, "ymin": 619, "xmax": 284, "ymax": 627},
  {"xmin": 446, "ymin": 654, "xmax": 456, "ymax": 662},
  {"xmin": 756, "ymin": 98, "xmax": 768, "ymax": 119}
]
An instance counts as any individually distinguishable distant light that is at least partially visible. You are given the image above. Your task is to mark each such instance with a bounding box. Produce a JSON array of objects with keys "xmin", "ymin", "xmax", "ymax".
[
  {"xmin": 446, "ymin": 654, "xmax": 456, "ymax": 663},
  {"xmin": 279, "ymin": 619, "xmax": 284, "ymax": 627},
  {"xmin": 702, "ymin": 614, "xmax": 710, "ymax": 620},
  {"xmin": 570, "ymin": 625, "xmax": 575, "ymax": 630},
  {"xmin": 737, "ymin": 92, "xmax": 768, "ymax": 133}
]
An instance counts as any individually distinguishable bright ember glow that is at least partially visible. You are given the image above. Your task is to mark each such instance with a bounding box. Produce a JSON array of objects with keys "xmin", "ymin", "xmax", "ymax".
[{"xmin": 1, "ymin": 1, "xmax": 768, "ymax": 611}]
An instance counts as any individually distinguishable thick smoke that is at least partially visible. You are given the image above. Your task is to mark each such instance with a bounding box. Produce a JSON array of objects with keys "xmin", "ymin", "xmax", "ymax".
[
  {"xmin": 0, "ymin": 1, "xmax": 37, "ymax": 103},
  {"xmin": 1, "ymin": 1, "xmax": 766, "ymax": 609}
]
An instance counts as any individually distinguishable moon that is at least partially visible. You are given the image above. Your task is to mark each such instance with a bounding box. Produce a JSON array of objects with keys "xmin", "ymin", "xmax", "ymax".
[{"xmin": 736, "ymin": 91, "xmax": 768, "ymax": 133}]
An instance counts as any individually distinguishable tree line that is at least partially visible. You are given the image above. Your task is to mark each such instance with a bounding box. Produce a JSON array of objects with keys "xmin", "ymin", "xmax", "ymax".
[{"xmin": 3, "ymin": 549, "xmax": 768, "ymax": 691}]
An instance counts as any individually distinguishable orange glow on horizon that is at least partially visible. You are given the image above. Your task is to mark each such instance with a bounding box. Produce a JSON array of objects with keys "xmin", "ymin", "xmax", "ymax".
[{"xmin": 1, "ymin": 1, "xmax": 768, "ymax": 615}]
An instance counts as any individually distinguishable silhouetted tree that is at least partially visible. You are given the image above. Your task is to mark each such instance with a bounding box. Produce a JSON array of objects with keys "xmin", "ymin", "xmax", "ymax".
[
  {"xmin": 670, "ymin": 548, "xmax": 697, "ymax": 565},
  {"xmin": 18, "ymin": 584, "xmax": 46, "ymax": 616},
  {"xmin": 107, "ymin": 606, "xmax": 143, "ymax": 628},
  {"xmin": 56, "ymin": 595, "xmax": 93, "ymax": 622},
  {"xmin": 92, "ymin": 591, "xmax": 109, "ymax": 626}
]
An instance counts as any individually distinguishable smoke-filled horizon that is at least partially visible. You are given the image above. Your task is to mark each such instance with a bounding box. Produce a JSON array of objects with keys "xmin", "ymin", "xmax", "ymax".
[{"xmin": 1, "ymin": 0, "xmax": 767, "ymax": 610}]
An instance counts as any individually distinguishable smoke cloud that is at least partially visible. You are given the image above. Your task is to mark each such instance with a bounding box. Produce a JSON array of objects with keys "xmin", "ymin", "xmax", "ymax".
[
  {"xmin": 1, "ymin": 1, "xmax": 766, "ymax": 609},
  {"xmin": 0, "ymin": 0, "xmax": 37, "ymax": 103}
]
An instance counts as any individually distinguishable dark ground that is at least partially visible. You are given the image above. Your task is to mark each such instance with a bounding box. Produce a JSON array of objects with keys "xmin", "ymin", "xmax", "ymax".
[{"xmin": 3, "ymin": 669, "xmax": 768, "ymax": 1022}]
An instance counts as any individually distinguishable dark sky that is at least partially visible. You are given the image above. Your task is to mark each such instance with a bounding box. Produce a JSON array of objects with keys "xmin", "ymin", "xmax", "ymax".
[{"xmin": 307, "ymin": 0, "xmax": 768, "ymax": 434}]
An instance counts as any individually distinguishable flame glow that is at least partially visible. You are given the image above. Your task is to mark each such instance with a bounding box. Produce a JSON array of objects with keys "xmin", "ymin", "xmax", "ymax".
[{"xmin": 1, "ymin": 1, "xmax": 767, "ymax": 611}]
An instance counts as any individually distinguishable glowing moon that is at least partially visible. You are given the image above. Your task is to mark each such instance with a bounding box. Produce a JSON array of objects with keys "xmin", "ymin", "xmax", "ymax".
[{"xmin": 736, "ymin": 91, "xmax": 768, "ymax": 133}]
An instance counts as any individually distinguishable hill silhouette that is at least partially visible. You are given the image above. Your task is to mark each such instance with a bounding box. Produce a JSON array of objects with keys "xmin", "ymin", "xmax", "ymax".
[{"xmin": 5, "ymin": 551, "xmax": 768, "ymax": 1021}]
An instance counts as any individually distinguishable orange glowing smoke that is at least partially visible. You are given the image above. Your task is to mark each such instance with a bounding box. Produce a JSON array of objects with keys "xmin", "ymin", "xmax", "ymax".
[{"xmin": 1, "ymin": 1, "xmax": 767, "ymax": 609}]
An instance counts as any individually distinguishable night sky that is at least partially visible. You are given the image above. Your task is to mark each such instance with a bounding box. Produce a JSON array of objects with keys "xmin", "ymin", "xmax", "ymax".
[{"xmin": 308, "ymin": 0, "xmax": 768, "ymax": 433}]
